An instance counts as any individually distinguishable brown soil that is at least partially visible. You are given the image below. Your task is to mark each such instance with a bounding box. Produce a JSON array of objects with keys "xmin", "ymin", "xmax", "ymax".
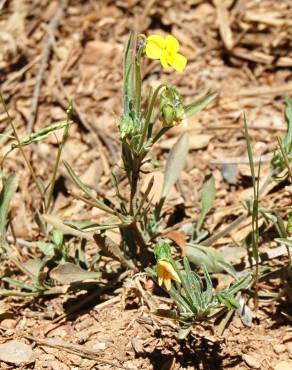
[{"xmin": 0, "ymin": 0, "xmax": 292, "ymax": 369}]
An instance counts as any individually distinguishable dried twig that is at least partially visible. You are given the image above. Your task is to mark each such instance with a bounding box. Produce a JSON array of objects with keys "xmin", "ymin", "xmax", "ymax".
[
  {"xmin": 214, "ymin": 0, "xmax": 233, "ymax": 50},
  {"xmin": 25, "ymin": 336, "xmax": 136, "ymax": 370}
]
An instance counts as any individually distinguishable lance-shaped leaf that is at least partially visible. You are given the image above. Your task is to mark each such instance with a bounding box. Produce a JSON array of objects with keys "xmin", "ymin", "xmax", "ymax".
[
  {"xmin": 284, "ymin": 96, "xmax": 292, "ymax": 152},
  {"xmin": 12, "ymin": 121, "xmax": 71, "ymax": 149},
  {"xmin": 186, "ymin": 243, "xmax": 236, "ymax": 277},
  {"xmin": 0, "ymin": 173, "xmax": 18, "ymax": 248},
  {"xmin": 123, "ymin": 33, "xmax": 134, "ymax": 116},
  {"xmin": 42, "ymin": 214, "xmax": 93, "ymax": 240},
  {"xmin": 64, "ymin": 161, "xmax": 116, "ymax": 215},
  {"xmin": 196, "ymin": 174, "xmax": 216, "ymax": 232},
  {"xmin": 184, "ymin": 91, "xmax": 218, "ymax": 117},
  {"xmin": 50, "ymin": 262, "xmax": 100, "ymax": 284},
  {"xmin": 161, "ymin": 132, "xmax": 189, "ymax": 199}
]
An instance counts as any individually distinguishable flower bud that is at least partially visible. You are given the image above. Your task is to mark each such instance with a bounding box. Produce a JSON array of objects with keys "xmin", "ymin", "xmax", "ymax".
[
  {"xmin": 160, "ymin": 86, "xmax": 185, "ymax": 126},
  {"xmin": 119, "ymin": 115, "xmax": 135, "ymax": 139}
]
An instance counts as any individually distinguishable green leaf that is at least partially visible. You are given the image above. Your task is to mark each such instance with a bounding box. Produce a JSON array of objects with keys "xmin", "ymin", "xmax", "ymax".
[
  {"xmin": 12, "ymin": 121, "xmax": 71, "ymax": 148},
  {"xmin": 184, "ymin": 91, "xmax": 218, "ymax": 117},
  {"xmin": 216, "ymin": 292, "xmax": 239, "ymax": 310},
  {"xmin": 0, "ymin": 173, "xmax": 18, "ymax": 248},
  {"xmin": 202, "ymin": 264, "xmax": 213, "ymax": 306},
  {"xmin": 123, "ymin": 33, "xmax": 134, "ymax": 116},
  {"xmin": 1, "ymin": 278, "xmax": 37, "ymax": 292},
  {"xmin": 182, "ymin": 257, "xmax": 201, "ymax": 309},
  {"xmin": 275, "ymin": 238, "xmax": 292, "ymax": 248},
  {"xmin": 64, "ymin": 161, "xmax": 116, "ymax": 215},
  {"xmin": 161, "ymin": 132, "xmax": 189, "ymax": 199},
  {"xmin": 284, "ymin": 96, "xmax": 292, "ymax": 152},
  {"xmin": 168, "ymin": 285, "xmax": 193, "ymax": 313},
  {"xmin": 49, "ymin": 262, "xmax": 100, "ymax": 284},
  {"xmin": 227, "ymin": 273, "xmax": 252, "ymax": 296},
  {"xmin": 196, "ymin": 174, "xmax": 216, "ymax": 232},
  {"xmin": 42, "ymin": 214, "xmax": 93, "ymax": 240},
  {"xmin": 177, "ymin": 325, "xmax": 192, "ymax": 339},
  {"xmin": 36, "ymin": 242, "xmax": 56, "ymax": 257},
  {"xmin": 23, "ymin": 258, "xmax": 45, "ymax": 281},
  {"xmin": 186, "ymin": 244, "xmax": 236, "ymax": 276}
]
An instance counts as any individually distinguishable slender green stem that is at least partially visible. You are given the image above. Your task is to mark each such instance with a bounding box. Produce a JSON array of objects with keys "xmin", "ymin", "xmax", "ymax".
[
  {"xmin": 46, "ymin": 102, "xmax": 72, "ymax": 211},
  {"xmin": 0, "ymin": 91, "xmax": 45, "ymax": 207},
  {"xmin": 138, "ymin": 84, "xmax": 166, "ymax": 153},
  {"xmin": 244, "ymin": 115, "xmax": 260, "ymax": 310},
  {"xmin": 277, "ymin": 136, "xmax": 292, "ymax": 182},
  {"xmin": 134, "ymin": 48, "xmax": 143, "ymax": 115}
]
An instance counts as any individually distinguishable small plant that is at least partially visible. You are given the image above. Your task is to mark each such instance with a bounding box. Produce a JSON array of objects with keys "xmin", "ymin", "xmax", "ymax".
[
  {"xmin": 147, "ymin": 243, "xmax": 252, "ymax": 338},
  {"xmin": 1, "ymin": 32, "xmax": 290, "ymax": 339},
  {"xmin": 0, "ymin": 33, "xmax": 217, "ymax": 298},
  {"xmin": 61, "ymin": 33, "xmax": 218, "ymax": 269}
]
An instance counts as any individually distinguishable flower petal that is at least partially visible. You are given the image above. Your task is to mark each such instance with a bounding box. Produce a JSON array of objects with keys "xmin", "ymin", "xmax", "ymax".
[
  {"xmin": 158, "ymin": 260, "xmax": 181, "ymax": 283},
  {"xmin": 169, "ymin": 53, "xmax": 187, "ymax": 72},
  {"xmin": 164, "ymin": 278, "xmax": 172, "ymax": 291},
  {"xmin": 165, "ymin": 35, "xmax": 179, "ymax": 53},
  {"xmin": 145, "ymin": 41, "xmax": 163, "ymax": 60},
  {"xmin": 158, "ymin": 277, "xmax": 163, "ymax": 286},
  {"xmin": 147, "ymin": 35, "xmax": 165, "ymax": 48},
  {"xmin": 160, "ymin": 50, "xmax": 169, "ymax": 69}
]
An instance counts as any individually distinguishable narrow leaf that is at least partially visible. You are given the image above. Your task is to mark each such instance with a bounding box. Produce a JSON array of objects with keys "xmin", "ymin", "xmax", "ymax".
[
  {"xmin": 284, "ymin": 96, "xmax": 292, "ymax": 151},
  {"xmin": 123, "ymin": 33, "xmax": 134, "ymax": 115},
  {"xmin": 64, "ymin": 161, "xmax": 115, "ymax": 214},
  {"xmin": 50, "ymin": 262, "xmax": 100, "ymax": 284},
  {"xmin": 0, "ymin": 173, "xmax": 18, "ymax": 248},
  {"xmin": 186, "ymin": 244, "xmax": 236, "ymax": 276},
  {"xmin": 161, "ymin": 133, "xmax": 189, "ymax": 199},
  {"xmin": 42, "ymin": 214, "xmax": 93, "ymax": 240},
  {"xmin": 196, "ymin": 174, "xmax": 216, "ymax": 231},
  {"xmin": 184, "ymin": 91, "xmax": 218, "ymax": 117},
  {"xmin": 12, "ymin": 121, "xmax": 70, "ymax": 148},
  {"xmin": 275, "ymin": 238, "xmax": 292, "ymax": 248}
]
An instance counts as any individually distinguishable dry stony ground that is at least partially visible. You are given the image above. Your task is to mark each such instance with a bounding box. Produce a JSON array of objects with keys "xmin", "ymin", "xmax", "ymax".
[{"xmin": 0, "ymin": 0, "xmax": 292, "ymax": 369}]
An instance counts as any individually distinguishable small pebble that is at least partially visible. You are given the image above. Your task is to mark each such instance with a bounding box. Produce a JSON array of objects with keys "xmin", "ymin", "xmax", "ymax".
[
  {"xmin": 242, "ymin": 354, "xmax": 261, "ymax": 369},
  {"xmin": 0, "ymin": 319, "xmax": 17, "ymax": 329},
  {"xmin": 285, "ymin": 342, "xmax": 292, "ymax": 358},
  {"xmin": 274, "ymin": 344, "xmax": 287, "ymax": 354}
]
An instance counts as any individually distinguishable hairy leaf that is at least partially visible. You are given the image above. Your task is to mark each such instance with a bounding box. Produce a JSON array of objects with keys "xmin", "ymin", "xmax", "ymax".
[
  {"xmin": 184, "ymin": 91, "xmax": 218, "ymax": 117},
  {"xmin": 161, "ymin": 132, "xmax": 189, "ymax": 199},
  {"xmin": 0, "ymin": 173, "xmax": 18, "ymax": 248},
  {"xmin": 50, "ymin": 262, "xmax": 100, "ymax": 284},
  {"xmin": 196, "ymin": 174, "xmax": 216, "ymax": 231}
]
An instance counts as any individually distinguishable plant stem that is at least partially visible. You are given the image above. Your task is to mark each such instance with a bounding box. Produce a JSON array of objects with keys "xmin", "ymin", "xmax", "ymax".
[
  {"xmin": 138, "ymin": 84, "xmax": 166, "ymax": 153},
  {"xmin": 46, "ymin": 102, "xmax": 72, "ymax": 211},
  {"xmin": 0, "ymin": 91, "xmax": 45, "ymax": 208}
]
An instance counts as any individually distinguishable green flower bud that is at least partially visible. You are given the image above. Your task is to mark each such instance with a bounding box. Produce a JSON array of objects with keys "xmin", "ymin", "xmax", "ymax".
[
  {"xmin": 160, "ymin": 86, "xmax": 185, "ymax": 126},
  {"xmin": 162, "ymin": 104, "xmax": 175, "ymax": 126},
  {"xmin": 154, "ymin": 242, "xmax": 171, "ymax": 262},
  {"xmin": 120, "ymin": 115, "xmax": 135, "ymax": 139}
]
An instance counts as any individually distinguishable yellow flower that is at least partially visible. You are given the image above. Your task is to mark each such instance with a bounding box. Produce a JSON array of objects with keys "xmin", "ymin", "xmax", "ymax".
[
  {"xmin": 157, "ymin": 260, "xmax": 181, "ymax": 291},
  {"xmin": 145, "ymin": 34, "xmax": 187, "ymax": 72}
]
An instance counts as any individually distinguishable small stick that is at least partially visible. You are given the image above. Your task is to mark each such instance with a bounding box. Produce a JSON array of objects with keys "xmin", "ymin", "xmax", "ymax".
[
  {"xmin": 27, "ymin": 0, "xmax": 68, "ymax": 132},
  {"xmin": 24, "ymin": 336, "xmax": 136, "ymax": 370}
]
